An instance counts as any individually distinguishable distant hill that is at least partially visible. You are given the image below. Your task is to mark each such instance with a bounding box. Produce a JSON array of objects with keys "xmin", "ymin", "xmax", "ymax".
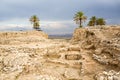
[
  {"xmin": 49, "ymin": 34, "xmax": 72, "ymax": 39},
  {"xmin": 0, "ymin": 26, "xmax": 32, "ymax": 31}
]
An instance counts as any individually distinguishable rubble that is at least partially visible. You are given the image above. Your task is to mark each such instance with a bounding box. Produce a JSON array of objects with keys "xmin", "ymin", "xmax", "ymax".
[{"xmin": 95, "ymin": 70, "xmax": 120, "ymax": 80}]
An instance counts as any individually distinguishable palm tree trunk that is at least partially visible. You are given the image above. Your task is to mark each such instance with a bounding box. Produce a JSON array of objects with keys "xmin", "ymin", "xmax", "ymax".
[{"xmin": 79, "ymin": 18, "xmax": 82, "ymax": 27}]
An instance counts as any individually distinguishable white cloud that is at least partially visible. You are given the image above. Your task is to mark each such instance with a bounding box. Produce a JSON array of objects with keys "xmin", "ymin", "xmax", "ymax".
[
  {"xmin": 40, "ymin": 20, "xmax": 76, "ymax": 34},
  {"xmin": 0, "ymin": 18, "xmax": 32, "ymax": 30},
  {"xmin": 41, "ymin": 20, "xmax": 74, "ymax": 29},
  {"xmin": 0, "ymin": 19, "xmax": 74, "ymax": 28},
  {"xmin": 47, "ymin": 23, "xmax": 67, "ymax": 29},
  {"xmin": 0, "ymin": 19, "xmax": 76, "ymax": 34}
]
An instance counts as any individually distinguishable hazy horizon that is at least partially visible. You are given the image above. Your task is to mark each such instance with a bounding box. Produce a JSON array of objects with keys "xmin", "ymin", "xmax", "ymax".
[{"xmin": 0, "ymin": 0, "xmax": 120, "ymax": 34}]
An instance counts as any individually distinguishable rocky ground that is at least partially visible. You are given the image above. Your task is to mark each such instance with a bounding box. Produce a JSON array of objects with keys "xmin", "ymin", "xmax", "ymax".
[{"xmin": 0, "ymin": 26, "xmax": 120, "ymax": 80}]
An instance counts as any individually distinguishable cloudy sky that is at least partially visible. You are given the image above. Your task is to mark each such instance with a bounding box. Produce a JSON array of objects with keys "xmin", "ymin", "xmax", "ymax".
[{"xmin": 0, "ymin": 0, "xmax": 120, "ymax": 34}]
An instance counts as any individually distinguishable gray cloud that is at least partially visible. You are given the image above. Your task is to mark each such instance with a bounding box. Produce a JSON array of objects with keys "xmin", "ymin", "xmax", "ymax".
[
  {"xmin": 0, "ymin": 0, "xmax": 120, "ymax": 34},
  {"xmin": 0, "ymin": 0, "xmax": 119, "ymax": 20}
]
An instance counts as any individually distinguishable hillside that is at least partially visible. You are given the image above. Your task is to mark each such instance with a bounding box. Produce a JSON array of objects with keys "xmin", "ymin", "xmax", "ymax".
[
  {"xmin": 72, "ymin": 26, "xmax": 120, "ymax": 80},
  {"xmin": 0, "ymin": 26, "xmax": 120, "ymax": 80}
]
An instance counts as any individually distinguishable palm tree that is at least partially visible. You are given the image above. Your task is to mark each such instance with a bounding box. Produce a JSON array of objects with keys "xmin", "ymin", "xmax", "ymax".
[
  {"xmin": 90, "ymin": 16, "xmax": 97, "ymax": 26},
  {"xmin": 88, "ymin": 16, "xmax": 97, "ymax": 26},
  {"xmin": 88, "ymin": 20, "xmax": 93, "ymax": 26},
  {"xmin": 30, "ymin": 15, "xmax": 40, "ymax": 30},
  {"xmin": 74, "ymin": 11, "xmax": 87, "ymax": 28},
  {"xmin": 96, "ymin": 18, "xmax": 106, "ymax": 25}
]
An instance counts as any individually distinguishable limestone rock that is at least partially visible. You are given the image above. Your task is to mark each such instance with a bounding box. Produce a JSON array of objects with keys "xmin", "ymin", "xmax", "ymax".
[{"xmin": 95, "ymin": 70, "xmax": 120, "ymax": 80}]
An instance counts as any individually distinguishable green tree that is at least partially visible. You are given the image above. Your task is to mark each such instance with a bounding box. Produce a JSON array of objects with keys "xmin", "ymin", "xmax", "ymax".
[
  {"xmin": 89, "ymin": 16, "xmax": 97, "ymax": 26},
  {"xmin": 74, "ymin": 11, "xmax": 87, "ymax": 28},
  {"xmin": 30, "ymin": 15, "xmax": 40, "ymax": 30},
  {"xmin": 96, "ymin": 18, "xmax": 106, "ymax": 25},
  {"xmin": 87, "ymin": 20, "xmax": 93, "ymax": 26}
]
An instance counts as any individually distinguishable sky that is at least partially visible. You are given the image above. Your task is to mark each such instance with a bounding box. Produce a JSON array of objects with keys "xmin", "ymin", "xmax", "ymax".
[{"xmin": 0, "ymin": 0, "xmax": 120, "ymax": 34}]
